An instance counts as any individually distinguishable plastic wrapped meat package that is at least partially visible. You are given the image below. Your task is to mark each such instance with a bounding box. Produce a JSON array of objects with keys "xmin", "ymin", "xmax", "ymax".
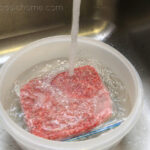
[{"xmin": 20, "ymin": 65, "xmax": 113, "ymax": 140}]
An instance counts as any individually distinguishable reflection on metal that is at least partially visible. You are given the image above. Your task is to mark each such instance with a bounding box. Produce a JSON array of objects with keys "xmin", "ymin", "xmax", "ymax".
[
  {"xmin": 0, "ymin": 46, "xmax": 22, "ymax": 55},
  {"xmin": 0, "ymin": 0, "xmax": 116, "ymax": 58},
  {"xmin": 94, "ymin": 23, "xmax": 115, "ymax": 41},
  {"xmin": 0, "ymin": 55, "xmax": 11, "ymax": 66},
  {"xmin": 79, "ymin": 21, "xmax": 107, "ymax": 36}
]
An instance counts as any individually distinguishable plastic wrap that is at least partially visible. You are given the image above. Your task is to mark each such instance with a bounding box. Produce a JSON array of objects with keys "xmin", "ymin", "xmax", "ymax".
[
  {"xmin": 8, "ymin": 58, "xmax": 129, "ymax": 141},
  {"xmin": 20, "ymin": 65, "xmax": 112, "ymax": 140}
]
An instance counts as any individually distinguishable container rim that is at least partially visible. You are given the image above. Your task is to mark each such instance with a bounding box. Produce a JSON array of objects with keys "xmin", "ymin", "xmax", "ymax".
[{"xmin": 0, "ymin": 35, "xmax": 143, "ymax": 150}]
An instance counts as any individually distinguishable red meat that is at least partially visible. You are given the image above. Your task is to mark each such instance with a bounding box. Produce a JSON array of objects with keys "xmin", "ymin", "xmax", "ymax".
[{"xmin": 20, "ymin": 65, "xmax": 112, "ymax": 140}]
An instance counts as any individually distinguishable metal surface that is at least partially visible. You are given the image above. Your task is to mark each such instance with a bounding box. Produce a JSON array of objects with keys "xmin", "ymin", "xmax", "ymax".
[
  {"xmin": 0, "ymin": 0, "xmax": 116, "ymax": 58},
  {"xmin": 0, "ymin": 0, "xmax": 150, "ymax": 149}
]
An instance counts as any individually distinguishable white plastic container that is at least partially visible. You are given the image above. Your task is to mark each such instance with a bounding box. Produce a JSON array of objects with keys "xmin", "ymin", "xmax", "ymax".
[{"xmin": 0, "ymin": 36, "xmax": 143, "ymax": 150}]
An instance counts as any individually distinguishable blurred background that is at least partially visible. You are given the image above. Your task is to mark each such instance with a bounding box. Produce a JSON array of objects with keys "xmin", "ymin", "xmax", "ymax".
[{"xmin": 0, "ymin": 0, "xmax": 150, "ymax": 66}]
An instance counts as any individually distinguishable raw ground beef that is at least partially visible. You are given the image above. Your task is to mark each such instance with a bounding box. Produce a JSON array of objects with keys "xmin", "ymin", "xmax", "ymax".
[{"xmin": 20, "ymin": 65, "xmax": 112, "ymax": 140}]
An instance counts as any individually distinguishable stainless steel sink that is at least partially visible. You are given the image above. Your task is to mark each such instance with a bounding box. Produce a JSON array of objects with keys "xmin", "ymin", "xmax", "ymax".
[{"xmin": 0, "ymin": 0, "xmax": 150, "ymax": 150}]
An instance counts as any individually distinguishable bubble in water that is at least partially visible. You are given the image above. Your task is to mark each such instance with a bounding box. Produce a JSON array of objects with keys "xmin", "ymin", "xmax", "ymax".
[{"xmin": 6, "ymin": 58, "xmax": 130, "ymax": 139}]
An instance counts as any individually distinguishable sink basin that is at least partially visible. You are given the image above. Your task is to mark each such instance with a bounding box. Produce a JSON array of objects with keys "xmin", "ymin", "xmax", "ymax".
[{"xmin": 0, "ymin": 0, "xmax": 150, "ymax": 150}]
